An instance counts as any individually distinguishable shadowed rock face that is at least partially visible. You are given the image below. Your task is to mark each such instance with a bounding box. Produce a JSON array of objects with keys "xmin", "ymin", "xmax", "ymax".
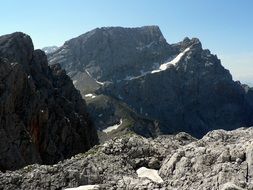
[
  {"xmin": 99, "ymin": 37, "xmax": 253, "ymax": 137},
  {"xmin": 47, "ymin": 26, "xmax": 174, "ymax": 140},
  {"xmin": 0, "ymin": 32, "xmax": 98, "ymax": 171},
  {"xmin": 49, "ymin": 25, "xmax": 253, "ymax": 138},
  {"xmin": 48, "ymin": 26, "xmax": 172, "ymax": 82}
]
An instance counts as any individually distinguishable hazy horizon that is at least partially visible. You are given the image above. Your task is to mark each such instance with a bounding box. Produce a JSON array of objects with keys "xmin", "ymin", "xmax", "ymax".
[{"xmin": 1, "ymin": 0, "xmax": 252, "ymax": 85}]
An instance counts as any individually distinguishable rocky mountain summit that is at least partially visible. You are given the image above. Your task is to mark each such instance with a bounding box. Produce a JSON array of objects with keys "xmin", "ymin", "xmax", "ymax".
[
  {"xmin": 1, "ymin": 127, "xmax": 253, "ymax": 189},
  {"xmin": 101, "ymin": 37, "xmax": 253, "ymax": 137},
  {"xmin": 0, "ymin": 32, "xmax": 98, "ymax": 171},
  {"xmin": 47, "ymin": 26, "xmax": 172, "ymax": 141},
  {"xmin": 42, "ymin": 46, "xmax": 59, "ymax": 54},
  {"xmin": 48, "ymin": 26, "xmax": 253, "ymax": 138},
  {"xmin": 48, "ymin": 26, "xmax": 171, "ymax": 83}
]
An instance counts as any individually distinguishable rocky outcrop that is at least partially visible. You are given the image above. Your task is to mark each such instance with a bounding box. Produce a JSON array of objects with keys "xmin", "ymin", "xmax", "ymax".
[
  {"xmin": 86, "ymin": 94, "xmax": 161, "ymax": 143},
  {"xmin": 159, "ymin": 127, "xmax": 253, "ymax": 189},
  {"xmin": 0, "ymin": 132, "xmax": 195, "ymax": 189},
  {"xmin": 0, "ymin": 32, "xmax": 98, "ymax": 171},
  {"xmin": 48, "ymin": 26, "xmax": 172, "ymax": 82},
  {"xmin": 100, "ymin": 37, "xmax": 253, "ymax": 138},
  {"xmin": 47, "ymin": 26, "xmax": 173, "ymax": 139},
  {"xmin": 1, "ymin": 128, "xmax": 253, "ymax": 189},
  {"xmin": 48, "ymin": 26, "xmax": 253, "ymax": 138}
]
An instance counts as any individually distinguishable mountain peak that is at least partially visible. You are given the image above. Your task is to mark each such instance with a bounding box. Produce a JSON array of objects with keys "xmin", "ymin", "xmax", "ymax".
[
  {"xmin": 48, "ymin": 26, "xmax": 253, "ymax": 139},
  {"xmin": 0, "ymin": 32, "xmax": 98, "ymax": 171},
  {"xmin": 95, "ymin": 25, "xmax": 161, "ymax": 31},
  {"xmin": 0, "ymin": 32, "xmax": 34, "ymax": 50},
  {"xmin": 42, "ymin": 46, "xmax": 58, "ymax": 54},
  {"xmin": 65, "ymin": 25, "xmax": 165, "ymax": 45},
  {"xmin": 0, "ymin": 32, "xmax": 34, "ymax": 67},
  {"xmin": 180, "ymin": 37, "xmax": 202, "ymax": 50},
  {"xmin": 49, "ymin": 26, "xmax": 171, "ymax": 81}
]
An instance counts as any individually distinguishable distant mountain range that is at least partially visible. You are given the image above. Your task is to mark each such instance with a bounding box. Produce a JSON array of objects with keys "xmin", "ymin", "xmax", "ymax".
[
  {"xmin": 47, "ymin": 26, "xmax": 253, "ymax": 139},
  {"xmin": 42, "ymin": 46, "xmax": 58, "ymax": 54}
]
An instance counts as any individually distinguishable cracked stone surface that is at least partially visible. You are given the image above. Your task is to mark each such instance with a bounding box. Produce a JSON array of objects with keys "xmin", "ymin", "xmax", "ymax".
[{"xmin": 1, "ymin": 128, "xmax": 253, "ymax": 189}]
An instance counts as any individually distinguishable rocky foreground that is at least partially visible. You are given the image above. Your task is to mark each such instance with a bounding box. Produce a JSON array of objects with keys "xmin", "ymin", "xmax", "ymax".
[{"xmin": 1, "ymin": 127, "xmax": 253, "ymax": 189}]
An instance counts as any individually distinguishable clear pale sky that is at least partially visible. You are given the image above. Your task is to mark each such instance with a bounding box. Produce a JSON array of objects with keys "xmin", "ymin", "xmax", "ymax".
[{"xmin": 1, "ymin": 0, "xmax": 253, "ymax": 84}]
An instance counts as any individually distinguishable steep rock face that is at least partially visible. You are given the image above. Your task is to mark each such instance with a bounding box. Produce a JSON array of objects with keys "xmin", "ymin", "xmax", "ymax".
[
  {"xmin": 100, "ymin": 38, "xmax": 253, "ymax": 137},
  {"xmin": 86, "ymin": 94, "xmax": 161, "ymax": 143},
  {"xmin": 0, "ymin": 32, "xmax": 98, "ymax": 171},
  {"xmin": 48, "ymin": 26, "xmax": 253, "ymax": 138},
  {"xmin": 48, "ymin": 26, "xmax": 173, "ymax": 139},
  {"xmin": 48, "ymin": 25, "xmax": 172, "ymax": 82},
  {"xmin": 244, "ymin": 85, "xmax": 253, "ymax": 108},
  {"xmin": 1, "ymin": 128, "xmax": 253, "ymax": 189}
]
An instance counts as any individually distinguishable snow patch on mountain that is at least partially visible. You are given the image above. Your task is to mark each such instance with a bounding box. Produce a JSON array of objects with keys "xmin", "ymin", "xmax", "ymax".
[
  {"xmin": 95, "ymin": 80, "xmax": 105, "ymax": 85},
  {"xmin": 103, "ymin": 119, "xmax": 123, "ymax": 133},
  {"xmin": 124, "ymin": 64, "xmax": 159, "ymax": 81},
  {"xmin": 123, "ymin": 48, "xmax": 191, "ymax": 80},
  {"xmin": 124, "ymin": 70, "xmax": 150, "ymax": 80},
  {"xmin": 85, "ymin": 94, "xmax": 96, "ymax": 99},
  {"xmin": 85, "ymin": 69, "xmax": 105, "ymax": 85},
  {"xmin": 152, "ymin": 47, "xmax": 190, "ymax": 73}
]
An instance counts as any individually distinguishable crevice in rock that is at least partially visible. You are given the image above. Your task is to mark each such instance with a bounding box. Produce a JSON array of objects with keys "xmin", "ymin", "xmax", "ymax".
[{"xmin": 246, "ymin": 162, "xmax": 249, "ymax": 183}]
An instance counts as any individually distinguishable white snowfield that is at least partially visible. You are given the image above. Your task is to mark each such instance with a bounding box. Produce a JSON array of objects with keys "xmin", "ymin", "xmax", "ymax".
[
  {"xmin": 73, "ymin": 80, "xmax": 77, "ymax": 85},
  {"xmin": 64, "ymin": 185, "xmax": 100, "ymax": 190},
  {"xmin": 84, "ymin": 94, "xmax": 96, "ymax": 99},
  {"xmin": 80, "ymin": 48, "xmax": 190, "ymax": 85},
  {"xmin": 152, "ymin": 47, "xmax": 191, "ymax": 73},
  {"xmin": 136, "ymin": 167, "xmax": 164, "ymax": 183},
  {"xmin": 95, "ymin": 80, "xmax": 105, "ymax": 85},
  {"xmin": 85, "ymin": 70, "xmax": 105, "ymax": 86},
  {"xmin": 103, "ymin": 119, "xmax": 123, "ymax": 133},
  {"xmin": 124, "ymin": 70, "xmax": 151, "ymax": 81},
  {"xmin": 124, "ymin": 47, "xmax": 191, "ymax": 80}
]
